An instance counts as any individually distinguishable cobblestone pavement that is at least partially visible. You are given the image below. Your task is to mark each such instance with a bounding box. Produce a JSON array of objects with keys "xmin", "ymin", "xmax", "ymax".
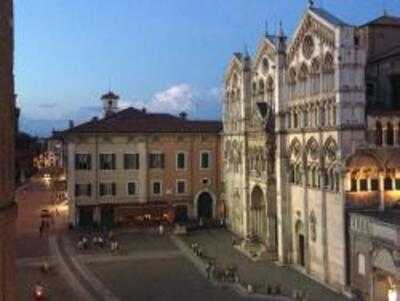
[{"xmin": 180, "ymin": 229, "xmax": 350, "ymax": 301}]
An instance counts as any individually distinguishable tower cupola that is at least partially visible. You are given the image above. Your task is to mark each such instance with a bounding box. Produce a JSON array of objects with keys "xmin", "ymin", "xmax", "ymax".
[{"xmin": 101, "ymin": 91, "xmax": 119, "ymax": 117}]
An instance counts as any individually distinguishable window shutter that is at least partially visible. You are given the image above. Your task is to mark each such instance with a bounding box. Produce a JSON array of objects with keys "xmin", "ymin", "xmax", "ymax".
[
  {"xmin": 87, "ymin": 184, "xmax": 91, "ymax": 196},
  {"xmin": 75, "ymin": 154, "xmax": 79, "ymax": 169},
  {"xmin": 75, "ymin": 184, "xmax": 79, "ymax": 197},
  {"xmin": 87, "ymin": 155, "xmax": 91, "ymax": 170},
  {"xmin": 136, "ymin": 154, "xmax": 140, "ymax": 169},
  {"xmin": 99, "ymin": 184, "xmax": 104, "ymax": 196},
  {"xmin": 112, "ymin": 154, "xmax": 116, "ymax": 169},
  {"xmin": 112, "ymin": 183, "xmax": 116, "ymax": 195},
  {"xmin": 161, "ymin": 154, "xmax": 165, "ymax": 168},
  {"xmin": 124, "ymin": 154, "xmax": 127, "ymax": 169}
]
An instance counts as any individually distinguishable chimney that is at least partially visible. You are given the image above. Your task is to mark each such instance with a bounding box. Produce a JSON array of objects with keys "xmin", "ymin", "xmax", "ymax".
[
  {"xmin": 179, "ymin": 111, "xmax": 187, "ymax": 120},
  {"xmin": 68, "ymin": 120, "xmax": 74, "ymax": 129}
]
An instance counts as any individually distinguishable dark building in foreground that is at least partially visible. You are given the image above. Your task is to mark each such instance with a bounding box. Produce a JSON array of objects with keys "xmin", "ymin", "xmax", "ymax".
[{"xmin": 0, "ymin": 0, "xmax": 17, "ymax": 299}]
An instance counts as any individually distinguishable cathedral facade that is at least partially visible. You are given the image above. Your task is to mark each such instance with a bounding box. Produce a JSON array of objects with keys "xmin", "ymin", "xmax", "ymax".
[{"xmin": 223, "ymin": 5, "xmax": 375, "ymax": 292}]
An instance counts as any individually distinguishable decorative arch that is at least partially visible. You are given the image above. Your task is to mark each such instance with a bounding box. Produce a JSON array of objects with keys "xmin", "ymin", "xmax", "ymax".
[
  {"xmin": 193, "ymin": 189, "xmax": 217, "ymax": 219},
  {"xmin": 323, "ymin": 136, "xmax": 338, "ymax": 162},
  {"xmin": 258, "ymin": 79, "xmax": 265, "ymax": 95},
  {"xmin": 262, "ymin": 57, "xmax": 269, "ymax": 73},
  {"xmin": 266, "ymin": 76, "xmax": 274, "ymax": 92},
  {"xmin": 311, "ymin": 58, "xmax": 321, "ymax": 75},
  {"xmin": 298, "ymin": 63, "xmax": 309, "ymax": 81},
  {"xmin": 323, "ymin": 52, "xmax": 334, "ymax": 73},
  {"xmin": 345, "ymin": 149, "xmax": 384, "ymax": 170},
  {"xmin": 289, "ymin": 138, "xmax": 302, "ymax": 158},
  {"xmin": 288, "ymin": 68, "xmax": 297, "ymax": 84},
  {"xmin": 306, "ymin": 137, "xmax": 320, "ymax": 160}
]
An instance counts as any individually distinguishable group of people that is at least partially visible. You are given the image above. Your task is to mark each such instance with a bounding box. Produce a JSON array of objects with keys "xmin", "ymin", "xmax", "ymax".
[{"xmin": 77, "ymin": 231, "xmax": 120, "ymax": 252}]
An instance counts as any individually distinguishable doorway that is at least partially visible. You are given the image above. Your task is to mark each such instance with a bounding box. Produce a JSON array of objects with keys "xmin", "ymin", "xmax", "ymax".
[
  {"xmin": 298, "ymin": 234, "xmax": 305, "ymax": 267},
  {"xmin": 197, "ymin": 192, "xmax": 213, "ymax": 219}
]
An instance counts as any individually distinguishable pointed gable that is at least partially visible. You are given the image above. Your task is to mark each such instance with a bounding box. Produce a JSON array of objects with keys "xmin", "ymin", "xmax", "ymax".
[
  {"xmin": 288, "ymin": 8, "xmax": 349, "ymax": 64},
  {"xmin": 253, "ymin": 36, "xmax": 277, "ymax": 73},
  {"xmin": 224, "ymin": 53, "xmax": 244, "ymax": 84}
]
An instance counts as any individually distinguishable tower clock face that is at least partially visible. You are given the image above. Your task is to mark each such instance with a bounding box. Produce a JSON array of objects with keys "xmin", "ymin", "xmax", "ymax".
[{"xmin": 302, "ymin": 35, "xmax": 315, "ymax": 59}]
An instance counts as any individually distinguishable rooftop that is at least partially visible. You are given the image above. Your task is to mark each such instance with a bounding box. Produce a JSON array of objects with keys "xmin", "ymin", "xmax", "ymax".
[
  {"xmin": 309, "ymin": 7, "xmax": 349, "ymax": 26},
  {"xmin": 360, "ymin": 15, "xmax": 400, "ymax": 28},
  {"xmin": 63, "ymin": 107, "xmax": 222, "ymax": 135}
]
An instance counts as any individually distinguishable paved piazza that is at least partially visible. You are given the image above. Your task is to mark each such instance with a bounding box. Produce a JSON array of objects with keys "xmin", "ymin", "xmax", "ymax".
[
  {"xmin": 16, "ymin": 178, "xmax": 283, "ymax": 300},
  {"xmin": 15, "ymin": 178, "xmax": 350, "ymax": 300}
]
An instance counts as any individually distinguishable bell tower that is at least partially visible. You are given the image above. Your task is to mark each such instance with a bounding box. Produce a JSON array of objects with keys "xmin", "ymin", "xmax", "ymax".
[{"xmin": 101, "ymin": 91, "xmax": 119, "ymax": 117}]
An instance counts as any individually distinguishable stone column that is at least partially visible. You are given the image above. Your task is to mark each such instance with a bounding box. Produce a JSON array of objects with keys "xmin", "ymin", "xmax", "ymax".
[{"xmin": 379, "ymin": 173, "xmax": 385, "ymax": 211}]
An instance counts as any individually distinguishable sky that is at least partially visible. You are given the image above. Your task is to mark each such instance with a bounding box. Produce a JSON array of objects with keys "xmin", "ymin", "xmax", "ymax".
[{"xmin": 15, "ymin": 0, "xmax": 400, "ymax": 136}]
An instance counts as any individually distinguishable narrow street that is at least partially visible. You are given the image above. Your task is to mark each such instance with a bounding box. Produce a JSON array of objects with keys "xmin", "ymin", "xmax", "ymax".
[{"xmin": 16, "ymin": 176, "xmax": 77, "ymax": 300}]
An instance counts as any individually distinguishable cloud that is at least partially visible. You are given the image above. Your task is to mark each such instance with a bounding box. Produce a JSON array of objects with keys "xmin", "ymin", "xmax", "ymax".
[
  {"xmin": 133, "ymin": 83, "xmax": 222, "ymax": 119},
  {"xmin": 20, "ymin": 83, "xmax": 222, "ymax": 136},
  {"xmin": 147, "ymin": 84, "xmax": 195, "ymax": 113}
]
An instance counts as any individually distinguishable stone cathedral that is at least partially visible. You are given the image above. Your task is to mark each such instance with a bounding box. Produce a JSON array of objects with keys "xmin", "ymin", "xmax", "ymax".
[{"xmin": 222, "ymin": 4, "xmax": 400, "ymax": 296}]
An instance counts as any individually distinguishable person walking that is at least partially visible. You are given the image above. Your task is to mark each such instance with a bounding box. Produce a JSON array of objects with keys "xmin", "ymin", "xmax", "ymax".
[{"xmin": 39, "ymin": 224, "xmax": 43, "ymax": 237}]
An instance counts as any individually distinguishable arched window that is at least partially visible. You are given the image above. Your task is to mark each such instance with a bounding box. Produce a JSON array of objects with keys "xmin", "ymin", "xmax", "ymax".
[
  {"xmin": 252, "ymin": 82, "xmax": 257, "ymax": 97},
  {"xmin": 259, "ymin": 79, "xmax": 265, "ymax": 96},
  {"xmin": 387, "ymin": 122, "xmax": 394, "ymax": 146},
  {"xmin": 376, "ymin": 121, "xmax": 383, "ymax": 146}
]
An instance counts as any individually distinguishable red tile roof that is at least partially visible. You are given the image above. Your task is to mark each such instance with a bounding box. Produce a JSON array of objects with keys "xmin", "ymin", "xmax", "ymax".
[{"xmin": 64, "ymin": 107, "xmax": 222, "ymax": 135}]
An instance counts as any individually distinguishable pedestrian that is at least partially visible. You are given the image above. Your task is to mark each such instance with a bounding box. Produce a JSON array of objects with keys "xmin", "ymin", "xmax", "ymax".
[
  {"xmin": 206, "ymin": 262, "xmax": 212, "ymax": 279},
  {"xmin": 39, "ymin": 224, "xmax": 43, "ymax": 237},
  {"xmin": 158, "ymin": 224, "xmax": 164, "ymax": 235}
]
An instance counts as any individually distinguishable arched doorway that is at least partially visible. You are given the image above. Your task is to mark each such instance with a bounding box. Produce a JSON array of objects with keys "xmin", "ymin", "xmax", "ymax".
[
  {"xmin": 197, "ymin": 192, "xmax": 213, "ymax": 220},
  {"xmin": 295, "ymin": 220, "xmax": 306, "ymax": 267},
  {"xmin": 250, "ymin": 186, "xmax": 266, "ymax": 241}
]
